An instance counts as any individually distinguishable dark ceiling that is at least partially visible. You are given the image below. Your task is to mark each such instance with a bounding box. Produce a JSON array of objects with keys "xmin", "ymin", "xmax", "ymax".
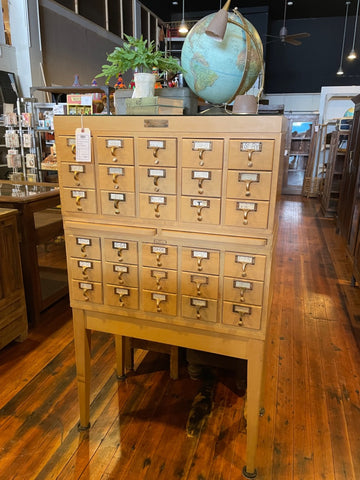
[{"xmin": 140, "ymin": 0, "xmax": 356, "ymax": 22}]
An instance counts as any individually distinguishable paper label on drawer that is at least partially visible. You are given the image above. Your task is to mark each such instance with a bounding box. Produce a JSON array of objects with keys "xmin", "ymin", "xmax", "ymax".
[
  {"xmin": 109, "ymin": 193, "xmax": 126, "ymax": 201},
  {"xmin": 240, "ymin": 142, "xmax": 262, "ymax": 152},
  {"xmin": 67, "ymin": 138, "xmax": 76, "ymax": 146},
  {"xmin": 152, "ymin": 293, "xmax": 167, "ymax": 301},
  {"xmin": 191, "ymin": 298, "xmax": 208, "ymax": 308},
  {"xmin": 79, "ymin": 282, "xmax": 93, "ymax": 290},
  {"xmin": 192, "ymin": 250, "xmax": 209, "ymax": 259},
  {"xmin": 234, "ymin": 280, "xmax": 252, "ymax": 290},
  {"xmin": 149, "ymin": 195, "xmax": 166, "ymax": 204},
  {"xmin": 191, "ymin": 274, "xmax": 208, "ymax": 284},
  {"xmin": 151, "ymin": 246, "xmax": 168, "ymax": 254},
  {"xmin": 108, "ymin": 167, "xmax": 124, "ymax": 175},
  {"xmin": 115, "ymin": 287, "xmax": 129, "ymax": 296},
  {"xmin": 70, "ymin": 164, "xmax": 85, "ymax": 173},
  {"xmin": 71, "ymin": 190, "xmax": 86, "ymax": 198},
  {"xmin": 237, "ymin": 202, "xmax": 257, "ymax": 211},
  {"xmin": 147, "ymin": 140, "xmax": 165, "ymax": 149},
  {"xmin": 112, "ymin": 241, "xmax": 128, "ymax": 250},
  {"xmin": 233, "ymin": 305, "xmax": 251, "ymax": 314},
  {"xmin": 75, "ymin": 128, "xmax": 91, "ymax": 163},
  {"xmin": 151, "ymin": 269, "xmax": 168, "ymax": 279},
  {"xmin": 192, "ymin": 170, "xmax": 211, "ymax": 180},
  {"xmin": 235, "ymin": 255, "xmax": 255, "ymax": 265},
  {"xmin": 78, "ymin": 260, "xmax": 92, "ymax": 268},
  {"xmin": 191, "ymin": 199, "xmax": 210, "ymax": 208},
  {"xmin": 148, "ymin": 168, "xmax": 166, "ymax": 177},
  {"xmin": 106, "ymin": 139, "xmax": 123, "ymax": 148},
  {"xmin": 76, "ymin": 237, "xmax": 91, "ymax": 246},
  {"xmin": 114, "ymin": 264, "xmax": 128, "ymax": 273},
  {"xmin": 192, "ymin": 141, "xmax": 212, "ymax": 151},
  {"xmin": 238, "ymin": 173, "xmax": 259, "ymax": 182}
]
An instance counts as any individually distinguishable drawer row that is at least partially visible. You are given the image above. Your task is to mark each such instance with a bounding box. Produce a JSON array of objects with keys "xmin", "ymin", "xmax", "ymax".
[
  {"xmin": 70, "ymin": 280, "xmax": 262, "ymax": 330},
  {"xmin": 60, "ymin": 163, "xmax": 272, "ymax": 200},
  {"xmin": 62, "ymin": 190, "xmax": 269, "ymax": 228},
  {"xmin": 66, "ymin": 234, "xmax": 267, "ymax": 279},
  {"xmin": 57, "ymin": 136, "xmax": 275, "ymax": 170}
]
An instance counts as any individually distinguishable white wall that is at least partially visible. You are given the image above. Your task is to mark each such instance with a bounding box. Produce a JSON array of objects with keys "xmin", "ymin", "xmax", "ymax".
[{"xmin": 263, "ymin": 92, "xmax": 320, "ymax": 115}]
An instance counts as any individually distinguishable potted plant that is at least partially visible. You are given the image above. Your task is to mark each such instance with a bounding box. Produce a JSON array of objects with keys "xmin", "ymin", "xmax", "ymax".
[{"xmin": 96, "ymin": 34, "xmax": 183, "ymax": 99}]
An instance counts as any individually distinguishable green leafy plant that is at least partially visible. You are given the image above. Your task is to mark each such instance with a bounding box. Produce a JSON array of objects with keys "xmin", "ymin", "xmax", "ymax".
[{"xmin": 96, "ymin": 34, "xmax": 183, "ymax": 84}]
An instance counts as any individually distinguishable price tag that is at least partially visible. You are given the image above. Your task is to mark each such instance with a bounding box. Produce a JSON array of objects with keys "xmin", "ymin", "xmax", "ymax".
[{"xmin": 75, "ymin": 127, "xmax": 91, "ymax": 163}]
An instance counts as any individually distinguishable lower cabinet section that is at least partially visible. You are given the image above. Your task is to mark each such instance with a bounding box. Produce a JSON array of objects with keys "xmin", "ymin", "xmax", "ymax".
[{"xmin": 0, "ymin": 209, "xmax": 27, "ymax": 349}]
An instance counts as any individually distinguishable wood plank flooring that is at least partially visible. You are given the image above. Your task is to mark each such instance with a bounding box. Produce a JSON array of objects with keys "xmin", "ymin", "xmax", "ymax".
[{"xmin": 1, "ymin": 196, "xmax": 360, "ymax": 480}]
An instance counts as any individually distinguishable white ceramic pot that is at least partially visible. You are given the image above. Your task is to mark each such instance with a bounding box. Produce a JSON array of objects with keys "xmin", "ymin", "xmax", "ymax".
[{"xmin": 132, "ymin": 72, "xmax": 155, "ymax": 98}]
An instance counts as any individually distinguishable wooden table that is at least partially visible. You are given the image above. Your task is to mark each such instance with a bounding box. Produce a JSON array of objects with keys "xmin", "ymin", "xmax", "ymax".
[{"xmin": 0, "ymin": 181, "xmax": 67, "ymax": 325}]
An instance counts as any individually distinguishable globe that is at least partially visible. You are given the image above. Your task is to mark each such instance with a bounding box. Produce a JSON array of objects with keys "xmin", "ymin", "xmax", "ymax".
[{"xmin": 181, "ymin": 12, "xmax": 263, "ymax": 105}]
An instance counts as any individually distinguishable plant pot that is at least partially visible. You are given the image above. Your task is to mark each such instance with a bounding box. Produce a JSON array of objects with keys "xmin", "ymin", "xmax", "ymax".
[{"xmin": 132, "ymin": 72, "xmax": 155, "ymax": 98}]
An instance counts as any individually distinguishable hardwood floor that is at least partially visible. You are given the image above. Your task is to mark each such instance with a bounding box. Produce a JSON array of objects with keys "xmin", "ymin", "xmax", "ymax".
[{"xmin": 0, "ymin": 196, "xmax": 360, "ymax": 480}]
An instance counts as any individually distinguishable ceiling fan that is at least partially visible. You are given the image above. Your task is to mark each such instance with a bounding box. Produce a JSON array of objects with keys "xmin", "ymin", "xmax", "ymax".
[{"xmin": 267, "ymin": 0, "xmax": 311, "ymax": 46}]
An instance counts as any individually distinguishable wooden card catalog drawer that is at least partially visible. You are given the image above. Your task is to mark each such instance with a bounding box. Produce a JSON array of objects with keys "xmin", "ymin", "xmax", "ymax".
[
  {"xmin": 69, "ymin": 258, "xmax": 102, "ymax": 282},
  {"xmin": 226, "ymin": 171, "xmax": 272, "ymax": 200},
  {"xmin": 137, "ymin": 138, "xmax": 177, "ymax": 166},
  {"xmin": 56, "ymin": 136, "xmax": 77, "ymax": 162},
  {"xmin": 222, "ymin": 302, "xmax": 261, "ymax": 330},
  {"xmin": 100, "ymin": 191, "xmax": 135, "ymax": 217},
  {"xmin": 139, "ymin": 166, "xmax": 176, "ymax": 194},
  {"xmin": 104, "ymin": 239, "xmax": 138, "ymax": 264},
  {"xmin": 98, "ymin": 165, "xmax": 135, "ymax": 191},
  {"xmin": 181, "ymin": 296, "xmax": 217, "ymax": 323},
  {"xmin": 103, "ymin": 262, "xmax": 138, "ymax": 287},
  {"xmin": 181, "ymin": 168, "xmax": 222, "ymax": 197},
  {"xmin": 180, "ymin": 197, "xmax": 220, "ymax": 224},
  {"xmin": 224, "ymin": 252, "xmax": 266, "ymax": 281},
  {"xmin": 143, "ymin": 290, "xmax": 177, "ymax": 316},
  {"xmin": 66, "ymin": 235, "xmax": 101, "ymax": 259},
  {"xmin": 181, "ymin": 272, "xmax": 219, "ymax": 299},
  {"xmin": 104, "ymin": 285, "xmax": 138, "ymax": 309},
  {"xmin": 141, "ymin": 267, "xmax": 177, "ymax": 293},
  {"xmin": 139, "ymin": 194, "xmax": 176, "ymax": 221},
  {"xmin": 182, "ymin": 139, "xmax": 223, "ymax": 169},
  {"xmin": 228, "ymin": 140, "xmax": 274, "ymax": 170},
  {"xmin": 62, "ymin": 188, "xmax": 97, "ymax": 214},
  {"xmin": 223, "ymin": 278, "xmax": 264, "ymax": 306},
  {"xmin": 60, "ymin": 163, "xmax": 95, "ymax": 188},
  {"xmin": 182, "ymin": 247, "xmax": 219, "ymax": 274},
  {"xmin": 224, "ymin": 200, "xmax": 269, "ymax": 229},
  {"xmin": 97, "ymin": 137, "xmax": 134, "ymax": 165},
  {"xmin": 71, "ymin": 280, "xmax": 102, "ymax": 304},
  {"xmin": 142, "ymin": 244, "xmax": 178, "ymax": 269}
]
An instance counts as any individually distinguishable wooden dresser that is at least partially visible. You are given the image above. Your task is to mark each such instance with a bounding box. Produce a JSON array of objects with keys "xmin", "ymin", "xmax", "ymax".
[
  {"xmin": 0, "ymin": 208, "xmax": 27, "ymax": 349},
  {"xmin": 54, "ymin": 115, "xmax": 287, "ymax": 478}
]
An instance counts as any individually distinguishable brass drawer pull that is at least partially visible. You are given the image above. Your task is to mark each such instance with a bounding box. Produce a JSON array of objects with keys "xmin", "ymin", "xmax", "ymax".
[
  {"xmin": 114, "ymin": 199, "xmax": 121, "ymax": 215},
  {"xmin": 234, "ymin": 280, "xmax": 252, "ymax": 302},
  {"xmin": 152, "ymin": 293, "xmax": 167, "ymax": 312},
  {"xmin": 75, "ymin": 196, "xmax": 83, "ymax": 211},
  {"xmin": 82, "ymin": 288, "xmax": 90, "ymax": 301},
  {"xmin": 191, "ymin": 298, "xmax": 208, "ymax": 320},
  {"xmin": 235, "ymin": 255, "xmax": 256, "ymax": 277},
  {"xmin": 112, "ymin": 173, "xmax": 120, "ymax": 188},
  {"xmin": 81, "ymin": 265, "xmax": 89, "ymax": 278},
  {"xmin": 152, "ymin": 146, "xmax": 160, "ymax": 158},
  {"xmin": 73, "ymin": 171, "xmax": 80, "ymax": 185},
  {"xmin": 247, "ymin": 150, "xmax": 255, "ymax": 167},
  {"xmin": 233, "ymin": 305, "xmax": 251, "ymax": 326},
  {"xmin": 71, "ymin": 144, "xmax": 76, "ymax": 155},
  {"xmin": 191, "ymin": 275, "xmax": 208, "ymax": 296},
  {"xmin": 115, "ymin": 287, "xmax": 129, "ymax": 307},
  {"xmin": 151, "ymin": 270, "xmax": 167, "ymax": 291}
]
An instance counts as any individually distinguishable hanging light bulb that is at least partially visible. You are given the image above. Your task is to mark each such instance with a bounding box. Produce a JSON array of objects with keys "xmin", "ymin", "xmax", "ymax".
[
  {"xmin": 179, "ymin": 0, "xmax": 188, "ymax": 34},
  {"xmin": 338, "ymin": 2, "xmax": 350, "ymax": 75},
  {"xmin": 348, "ymin": 0, "xmax": 360, "ymax": 60}
]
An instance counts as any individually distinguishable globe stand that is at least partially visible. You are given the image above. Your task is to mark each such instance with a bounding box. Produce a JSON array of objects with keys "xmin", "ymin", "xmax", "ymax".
[{"xmin": 200, "ymin": 104, "xmax": 230, "ymax": 115}]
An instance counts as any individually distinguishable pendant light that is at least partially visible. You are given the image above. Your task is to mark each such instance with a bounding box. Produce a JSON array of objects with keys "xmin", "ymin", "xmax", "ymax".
[
  {"xmin": 348, "ymin": 0, "xmax": 360, "ymax": 59},
  {"xmin": 178, "ymin": 0, "xmax": 188, "ymax": 34},
  {"xmin": 338, "ymin": 2, "xmax": 351, "ymax": 75}
]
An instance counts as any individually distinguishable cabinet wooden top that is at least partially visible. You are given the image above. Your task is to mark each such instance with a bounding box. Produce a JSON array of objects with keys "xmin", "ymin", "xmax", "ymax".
[{"xmin": 54, "ymin": 115, "xmax": 288, "ymax": 135}]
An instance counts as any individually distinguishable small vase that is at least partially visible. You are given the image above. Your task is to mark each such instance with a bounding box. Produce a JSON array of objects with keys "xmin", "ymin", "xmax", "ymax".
[{"xmin": 132, "ymin": 72, "xmax": 155, "ymax": 98}]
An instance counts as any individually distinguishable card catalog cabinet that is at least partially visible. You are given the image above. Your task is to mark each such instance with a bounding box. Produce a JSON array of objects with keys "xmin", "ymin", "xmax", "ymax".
[{"xmin": 55, "ymin": 115, "xmax": 287, "ymax": 478}]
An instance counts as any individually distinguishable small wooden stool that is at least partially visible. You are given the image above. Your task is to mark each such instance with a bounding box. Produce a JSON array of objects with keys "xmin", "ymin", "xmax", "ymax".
[{"xmin": 114, "ymin": 335, "xmax": 179, "ymax": 380}]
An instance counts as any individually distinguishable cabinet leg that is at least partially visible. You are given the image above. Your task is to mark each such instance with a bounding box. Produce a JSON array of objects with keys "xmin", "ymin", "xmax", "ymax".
[
  {"xmin": 72, "ymin": 309, "xmax": 91, "ymax": 429},
  {"xmin": 114, "ymin": 335, "xmax": 127, "ymax": 380},
  {"xmin": 244, "ymin": 339, "xmax": 265, "ymax": 477}
]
